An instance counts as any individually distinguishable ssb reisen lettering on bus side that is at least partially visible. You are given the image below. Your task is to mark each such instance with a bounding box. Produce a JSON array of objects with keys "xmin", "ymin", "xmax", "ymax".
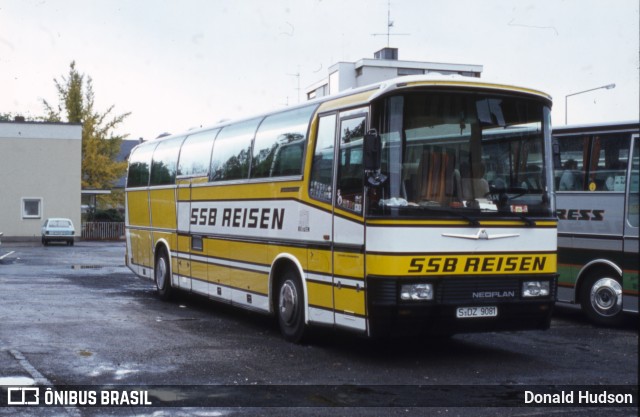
[{"xmin": 190, "ymin": 207, "xmax": 285, "ymax": 230}]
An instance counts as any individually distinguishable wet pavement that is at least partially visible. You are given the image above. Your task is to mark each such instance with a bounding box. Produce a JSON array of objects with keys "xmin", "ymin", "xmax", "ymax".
[{"xmin": 0, "ymin": 241, "xmax": 637, "ymax": 416}]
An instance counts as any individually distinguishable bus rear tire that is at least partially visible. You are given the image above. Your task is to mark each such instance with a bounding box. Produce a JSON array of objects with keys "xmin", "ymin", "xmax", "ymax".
[
  {"xmin": 579, "ymin": 270, "xmax": 624, "ymax": 326},
  {"xmin": 155, "ymin": 249, "xmax": 174, "ymax": 301},
  {"xmin": 277, "ymin": 269, "xmax": 307, "ymax": 343}
]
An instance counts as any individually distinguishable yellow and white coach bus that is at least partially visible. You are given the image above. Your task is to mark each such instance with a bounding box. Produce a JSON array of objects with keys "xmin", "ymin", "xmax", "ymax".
[{"xmin": 125, "ymin": 75, "xmax": 558, "ymax": 342}]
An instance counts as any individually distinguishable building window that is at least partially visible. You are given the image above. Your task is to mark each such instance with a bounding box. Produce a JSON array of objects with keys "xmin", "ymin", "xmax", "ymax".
[
  {"xmin": 22, "ymin": 198, "xmax": 42, "ymax": 219},
  {"xmin": 398, "ymin": 68, "xmax": 424, "ymax": 76}
]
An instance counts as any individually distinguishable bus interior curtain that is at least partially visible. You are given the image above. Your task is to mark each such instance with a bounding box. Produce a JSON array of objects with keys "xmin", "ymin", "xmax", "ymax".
[
  {"xmin": 590, "ymin": 136, "xmax": 601, "ymax": 183},
  {"xmin": 418, "ymin": 150, "xmax": 453, "ymax": 202}
]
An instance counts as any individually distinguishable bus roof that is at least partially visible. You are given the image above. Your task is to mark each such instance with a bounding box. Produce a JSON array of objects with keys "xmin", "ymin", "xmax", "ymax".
[
  {"xmin": 553, "ymin": 120, "xmax": 640, "ymax": 135},
  {"xmin": 136, "ymin": 73, "xmax": 552, "ymax": 149},
  {"xmin": 370, "ymin": 73, "xmax": 552, "ymax": 102}
]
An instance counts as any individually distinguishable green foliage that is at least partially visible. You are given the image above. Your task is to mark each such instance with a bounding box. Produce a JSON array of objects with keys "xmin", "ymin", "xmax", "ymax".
[
  {"xmin": 1, "ymin": 113, "xmax": 33, "ymax": 122},
  {"xmin": 86, "ymin": 208, "xmax": 125, "ymax": 222},
  {"xmin": 42, "ymin": 61, "xmax": 131, "ymax": 197}
]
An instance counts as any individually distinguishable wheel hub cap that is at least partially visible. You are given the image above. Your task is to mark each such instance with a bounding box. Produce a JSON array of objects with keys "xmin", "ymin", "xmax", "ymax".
[
  {"xmin": 279, "ymin": 281, "xmax": 297, "ymax": 324},
  {"xmin": 590, "ymin": 278, "xmax": 622, "ymax": 317},
  {"xmin": 156, "ymin": 258, "xmax": 167, "ymax": 289}
]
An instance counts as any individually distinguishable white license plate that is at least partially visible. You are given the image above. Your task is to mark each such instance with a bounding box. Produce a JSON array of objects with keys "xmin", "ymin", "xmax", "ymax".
[{"xmin": 456, "ymin": 306, "xmax": 498, "ymax": 319}]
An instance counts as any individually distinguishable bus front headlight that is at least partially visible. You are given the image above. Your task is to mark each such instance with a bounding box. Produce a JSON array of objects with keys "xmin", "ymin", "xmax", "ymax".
[
  {"xmin": 400, "ymin": 283, "xmax": 433, "ymax": 301},
  {"xmin": 522, "ymin": 281, "xmax": 550, "ymax": 297}
]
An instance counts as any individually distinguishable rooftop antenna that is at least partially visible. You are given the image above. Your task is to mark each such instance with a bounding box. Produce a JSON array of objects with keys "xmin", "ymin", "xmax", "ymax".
[
  {"xmin": 287, "ymin": 66, "xmax": 301, "ymax": 104},
  {"xmin": 372, "ymin": 0, "xmax": 409, "ymax": 47}
]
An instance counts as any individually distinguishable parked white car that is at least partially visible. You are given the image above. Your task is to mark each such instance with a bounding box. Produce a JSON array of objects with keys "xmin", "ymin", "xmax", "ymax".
[{"xmin": 41, "ymin": 218, "xmax": 75, "ymax": 246}]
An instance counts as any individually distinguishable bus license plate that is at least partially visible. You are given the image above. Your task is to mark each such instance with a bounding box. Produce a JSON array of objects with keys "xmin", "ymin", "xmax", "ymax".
[{"xmin": 456, "ymin": 306, "xmax": 498, "ymax": 319}]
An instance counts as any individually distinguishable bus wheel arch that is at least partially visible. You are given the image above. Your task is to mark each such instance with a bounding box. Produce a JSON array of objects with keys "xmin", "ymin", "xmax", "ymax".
[
  {"xmin": 154, "ymin": 240, "xmax": 174, "ymax": 301},
  {"xmin": 577, "ymin": 263, "xmax": 624, "ymax": 326},
  {"xmin": 270, "ymin": 255, "xmax": 308, "ymax": 343}
]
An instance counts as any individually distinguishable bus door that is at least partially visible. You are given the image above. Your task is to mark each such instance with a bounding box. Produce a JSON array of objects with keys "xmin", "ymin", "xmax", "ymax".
[
  {"xmin": 332, "ymin": 111, "xmax": 368, "ymax": 332},
  {"xmin": 176, "ymin": 179, "xmax": 193, "ymax": 291},
  {"xmin": 623, "ymin": 135, "xmax": 639, "ymax": 311}
]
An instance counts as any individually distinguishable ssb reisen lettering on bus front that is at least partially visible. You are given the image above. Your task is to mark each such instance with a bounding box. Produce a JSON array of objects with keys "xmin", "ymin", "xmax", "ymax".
[{"xmin": 408, "ymin": 255, "xmax": 548, "ymax": 274}]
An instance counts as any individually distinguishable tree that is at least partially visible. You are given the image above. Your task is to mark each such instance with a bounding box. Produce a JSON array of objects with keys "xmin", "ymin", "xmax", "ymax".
[{"xmin": 42, "ymin": 61, "xmax": 130, "ymax": 207}]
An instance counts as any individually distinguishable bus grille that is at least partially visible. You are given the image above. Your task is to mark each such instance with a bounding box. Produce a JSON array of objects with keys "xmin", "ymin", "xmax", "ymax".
[
  {"xmin": 367, "ymin": 278, "xmax": 397, "ymax": 306},
  {"xmin": 367, "ymin": 275, "xmax": 556, "ymax": 307},
  {"xmin": 437, "ymin": 277, "xmax": 520, "ymax": 304}
]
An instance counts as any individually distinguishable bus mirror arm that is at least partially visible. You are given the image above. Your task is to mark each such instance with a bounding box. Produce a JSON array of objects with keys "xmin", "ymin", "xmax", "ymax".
[
  {"xmin": 363, "ymin": 129, "xmax": 381, "ymax": 172},
  {"xmin": 364, "ymin": 129, "xmax": 387, "ymax": 186}
]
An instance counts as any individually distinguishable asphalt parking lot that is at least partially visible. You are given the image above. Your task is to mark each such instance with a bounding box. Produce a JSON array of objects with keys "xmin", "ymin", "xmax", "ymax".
[{"xmin": 0, "ymin": 241, "xmax": 637, "ymax": 417}]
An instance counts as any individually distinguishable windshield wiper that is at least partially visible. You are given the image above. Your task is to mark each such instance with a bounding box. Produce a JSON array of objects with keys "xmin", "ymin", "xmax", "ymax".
[
  {"xmin": 417, "ymin": 205, "xmax": 480, "ymax": 227},
  {"xmin": 507, "ymin": 212, "xmax": 536, "ymax": 227}
]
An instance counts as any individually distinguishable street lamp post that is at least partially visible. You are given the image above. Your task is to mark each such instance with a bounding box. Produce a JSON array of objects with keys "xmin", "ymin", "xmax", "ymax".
[{"xmin": 565, "ymin": 83, "xmax": 616, "ymax": 124}]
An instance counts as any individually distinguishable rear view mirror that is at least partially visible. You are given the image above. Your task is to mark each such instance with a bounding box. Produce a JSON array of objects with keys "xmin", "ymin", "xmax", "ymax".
[{"xmin": 363, "ymin": 129, "xmax": 381, "ymax": 172}]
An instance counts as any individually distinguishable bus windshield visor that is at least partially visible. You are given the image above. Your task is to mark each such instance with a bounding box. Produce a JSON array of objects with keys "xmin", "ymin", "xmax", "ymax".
[{"xmin": 368, "ymin": 91, "xmax": 553, "ymax": 219}]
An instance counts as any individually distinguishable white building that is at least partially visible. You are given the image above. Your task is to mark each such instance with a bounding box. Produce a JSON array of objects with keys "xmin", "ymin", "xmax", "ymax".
[
  {"xmin": 306, "ymin": 48, "xmax": 483, "ymax": 100},
  {"xmin": 0, "ymin": 121, "xmax": 82, "ymax": 240}
]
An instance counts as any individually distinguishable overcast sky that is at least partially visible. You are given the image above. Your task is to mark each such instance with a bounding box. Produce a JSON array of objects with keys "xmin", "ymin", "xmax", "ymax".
[{"xmin": 1, "ymin": 0, "xmax": 638, "ymax": 141}]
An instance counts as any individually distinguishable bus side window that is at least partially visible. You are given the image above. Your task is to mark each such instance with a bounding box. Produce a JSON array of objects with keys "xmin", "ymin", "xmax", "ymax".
[
  {"xmin": 150, "ymin": 137, "xmax": 185, "ymax": 186},
  {"xmin": 589, "ymin": 134, "xmax": 627, "ymax": 191},
  {"xmin": 309, "ymin": 114, "xmax": 337, "ymax": 203},
  {"xmin": 127, "ymin": 143, "xmax": 156, "ymax": 188},
  {"xmin": 251, "ymin": 105, "xmax": 316, "ymax": 179},
  {"xmin": 210, "ymin": 119, "xmax": 260, "ymax": 182},
  {"xmin": 337, "ymin": 116, "xmax": 366, "ymax": 212},
  {"xmin": 556, "ymin": 135, "xmax": 586, "ymax": 191},
  {"xmin": 270, "ymin": 142, "xmax": 303, "ymax": 176},
  {"xmin": 177, "ymin": 129, "xmax": 218, "ymax": 178},
  {"xmin": 628, "ymin": 138, "xmax": 639, "ymax": 227}
]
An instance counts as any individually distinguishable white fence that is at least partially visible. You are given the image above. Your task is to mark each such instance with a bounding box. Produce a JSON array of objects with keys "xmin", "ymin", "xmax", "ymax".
[{"xmin": 81, "ymin": 222, "xmax": 125, "ymax": 241}]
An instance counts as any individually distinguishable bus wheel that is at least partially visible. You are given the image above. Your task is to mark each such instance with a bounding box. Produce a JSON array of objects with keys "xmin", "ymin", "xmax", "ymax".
[
  {"xmin": 155, "ymin": 249, "xmax": 173, "ymax": 301},
  {"xmin": 579, "ymin": 271, "xmax": 624, "ymax": 326},
  {"xmin": 277, "ymin": 270, "xmax": 306, "ymax": 343}
]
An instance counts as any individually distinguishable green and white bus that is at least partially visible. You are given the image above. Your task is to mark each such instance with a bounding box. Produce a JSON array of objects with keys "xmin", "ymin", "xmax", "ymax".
[{"xmin": 554, "ymin": 121, "xmax": 639, "ymax": 325}]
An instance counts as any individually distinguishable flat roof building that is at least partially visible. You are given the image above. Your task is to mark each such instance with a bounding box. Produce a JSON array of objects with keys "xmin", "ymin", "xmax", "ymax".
[
  {"xmin": 0, "ymin": 121, "xmax": 82, "ymax": 239},
  {"xmin": 305, "ymin": 47, "xmax": 483, "ymax": 100}
]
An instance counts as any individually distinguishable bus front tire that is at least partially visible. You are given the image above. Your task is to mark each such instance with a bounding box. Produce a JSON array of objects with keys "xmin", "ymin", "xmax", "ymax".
[
  {"xmin": 579, "ymin": 270, "xmax": 624, "ymax": 326},
  {"xmin": 277, "ymin": 270, "xmax": 307, "ymax": 343},
  {"xmin": 155, "ymin": 249, "xmax": 173, "ymax": 301}
]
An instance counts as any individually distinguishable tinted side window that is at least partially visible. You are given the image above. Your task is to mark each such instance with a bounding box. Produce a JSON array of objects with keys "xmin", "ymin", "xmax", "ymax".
[
  {"xmin": 588, "ymin": 133, "xmax": 628, "ymax": 191},
  {"xmin": 250, "ymin": 105, "xmax": 316, "ymax": 178},
  {"xmin": 210, "ymin": 119, "xmax": 261, "ymax": 181},
  {"xmin": 309, "ymin": 114, "xmax": 336, "ymax": 202},
  {"xmin": 555, "ymin": 134, "xmax": 588, "ymax": 191},
  {"xmin": 337, "ymin": 116, "xmax": 366, "ymax": 213},
  {"xmin": 178, "ymin": 129, "xmax": 219, "ymax": 177},
  {"xmin": 628, "ymin": 137, "xmax": 639, "ymax": 227},
  {"xmin": 127, "ymin": 143, "xmax": 157, "ymax": 187},
  {"xmin": 150, "ymin": 137, "xmax": 184, "ymax": 186}
]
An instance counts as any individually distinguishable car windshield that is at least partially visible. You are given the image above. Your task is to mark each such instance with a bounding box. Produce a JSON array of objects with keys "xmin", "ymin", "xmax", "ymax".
[{"xmin": 368, "ymin": 91, "xmax": 553, "ymax": 220}]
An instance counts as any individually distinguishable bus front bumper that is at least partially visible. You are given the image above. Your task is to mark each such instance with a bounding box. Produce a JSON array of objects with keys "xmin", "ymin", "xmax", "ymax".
[{"xmin": 366, "ymin": 275, "xmax": 557, "ymax": 337}]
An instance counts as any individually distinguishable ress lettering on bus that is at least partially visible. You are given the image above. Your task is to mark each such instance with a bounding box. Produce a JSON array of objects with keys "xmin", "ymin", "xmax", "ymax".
[{"xmin": 556, "ymin": 209, "xmax": 605, "ymax": 221}]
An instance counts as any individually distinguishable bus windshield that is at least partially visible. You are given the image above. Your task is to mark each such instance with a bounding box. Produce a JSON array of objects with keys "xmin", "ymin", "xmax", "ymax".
[{"xmin": 368, "ymin": 91, "xmax": 552, "ymax": 219}]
